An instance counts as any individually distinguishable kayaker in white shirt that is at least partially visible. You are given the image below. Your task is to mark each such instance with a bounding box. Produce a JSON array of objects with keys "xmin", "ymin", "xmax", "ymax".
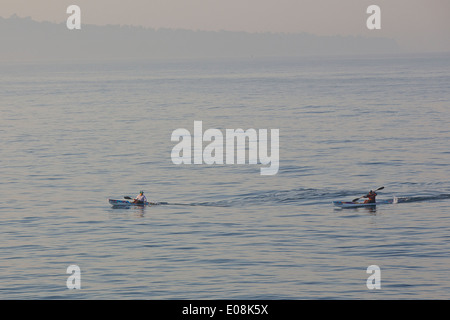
[{"xmin": 133, "ymin": 191, "xmax": 148, "ymax": 204}]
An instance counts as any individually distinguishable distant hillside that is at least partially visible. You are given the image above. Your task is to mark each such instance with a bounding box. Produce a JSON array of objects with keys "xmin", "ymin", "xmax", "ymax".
[{"xmin": 0, "ymin": 15, "xmax": 400, "ymax": 61}]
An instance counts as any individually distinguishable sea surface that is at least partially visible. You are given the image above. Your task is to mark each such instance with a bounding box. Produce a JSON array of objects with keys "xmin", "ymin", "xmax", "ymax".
[{"xmin": 1, "ymin": 53, "xmax": 449, "ymax": 299}]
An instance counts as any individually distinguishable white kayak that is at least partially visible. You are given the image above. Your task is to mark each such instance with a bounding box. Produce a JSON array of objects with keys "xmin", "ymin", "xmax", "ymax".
[
  {"xmin": 333, "ymin": 197, "xmax": 397, "ymax": 208},
  {"xmin": 109, "ymin": 199, "xmax": 151, "ymax": 207}
]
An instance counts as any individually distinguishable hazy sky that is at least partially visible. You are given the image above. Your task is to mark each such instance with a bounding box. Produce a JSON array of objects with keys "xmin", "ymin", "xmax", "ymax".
[{"xmin": 2, "ymin": 0, "xmax": 450, "ymax": 52}]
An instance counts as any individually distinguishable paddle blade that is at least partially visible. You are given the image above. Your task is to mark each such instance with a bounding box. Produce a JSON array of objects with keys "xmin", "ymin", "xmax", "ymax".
[{"xmin": 124, "ymin": 196, "xmax": 132, "ymax": 200}]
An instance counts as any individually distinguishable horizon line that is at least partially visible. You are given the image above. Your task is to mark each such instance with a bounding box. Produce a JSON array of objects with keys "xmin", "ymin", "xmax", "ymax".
[{"xmin": 1, "ymin": 13, "xmax": 393, "ymax": 40}]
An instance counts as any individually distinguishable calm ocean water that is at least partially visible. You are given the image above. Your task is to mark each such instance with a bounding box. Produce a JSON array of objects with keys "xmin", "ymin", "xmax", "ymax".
[{"xmin": 1, "ymin": 54, "xmax": 449, "ymax": 299}]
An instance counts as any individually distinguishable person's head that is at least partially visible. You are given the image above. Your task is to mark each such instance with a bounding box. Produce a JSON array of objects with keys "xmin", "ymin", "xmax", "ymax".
[{"xmin": 140, "ymin": 190, "xmax": 144, "ymax": 195}]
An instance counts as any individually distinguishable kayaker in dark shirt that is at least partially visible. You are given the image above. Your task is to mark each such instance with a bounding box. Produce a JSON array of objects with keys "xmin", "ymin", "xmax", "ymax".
[{"xmin": 363, "ymin": 190, "xmax": 377, "ymax": 203}]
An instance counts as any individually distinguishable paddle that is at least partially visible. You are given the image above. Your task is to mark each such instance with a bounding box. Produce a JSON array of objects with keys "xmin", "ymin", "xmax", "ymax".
[
  {"xmin": 352, "ymin": 186, "xmax": 384, "ymax": 202},
  {"xmin": 124, "ymin": 196, "xmax": 133, "ymax": 200}
]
